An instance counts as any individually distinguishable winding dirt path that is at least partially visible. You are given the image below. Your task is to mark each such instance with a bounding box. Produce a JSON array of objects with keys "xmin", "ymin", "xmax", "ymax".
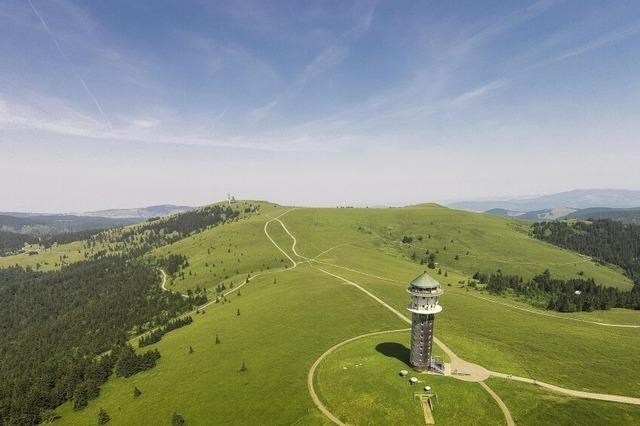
[
  {"xmin": 489, "ymin": 371, "xmax": 640, "ymax": 406},
  {"xmin": 479, "ymin": 382, "xmax": 515, "ymax": 426},
  {"xmin": 159, "ymin": 268, "xmax": 168, "ymax": 291}
]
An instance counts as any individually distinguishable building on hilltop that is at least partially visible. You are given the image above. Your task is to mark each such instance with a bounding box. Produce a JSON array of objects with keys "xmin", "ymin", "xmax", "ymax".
[{"xmin": 407, "ymin": 271, "xmax": 443, "ymax": 371}]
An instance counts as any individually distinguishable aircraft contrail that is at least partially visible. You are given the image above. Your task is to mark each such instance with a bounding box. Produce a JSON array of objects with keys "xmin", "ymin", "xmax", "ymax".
[{"xmin": 28, "ymin": 0, "xmax": 113, "ymax": 130}]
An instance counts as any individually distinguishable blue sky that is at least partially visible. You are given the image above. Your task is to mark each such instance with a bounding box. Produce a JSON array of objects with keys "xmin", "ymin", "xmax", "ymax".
[{"xmin": 1, "ymin": 0, "xmax": 640, "ymax": 211}]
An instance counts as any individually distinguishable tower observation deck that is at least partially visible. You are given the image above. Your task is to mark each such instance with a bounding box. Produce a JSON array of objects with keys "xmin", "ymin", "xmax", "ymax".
[{"xmin": 407, "ymin": 271, "xmax": 443, "ymax": 371}]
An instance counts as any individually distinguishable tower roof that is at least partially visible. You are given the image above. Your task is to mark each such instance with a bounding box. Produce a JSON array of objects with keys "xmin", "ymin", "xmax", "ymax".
[{"xmin": 410, "ymin": 271, "xmax": 440, "ymax": 289}]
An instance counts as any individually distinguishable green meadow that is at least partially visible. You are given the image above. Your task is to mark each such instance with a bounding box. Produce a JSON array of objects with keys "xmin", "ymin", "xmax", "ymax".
[
  {"xmin": 487, "ymin": 378, "xmax": 640, "ymax": 425},
  {"xmin": 149, "ymin": 205, "xmax": 290, "ymax": 294},
  {"xmin": 315, "ymin": 331, "xmax": 503, "ymax": 426},
  {"xmin": 0, "ymin": 240, "xmax": 91, "ymax": 270},
  {"xmin": 7, "ymin": 202, "xmax": 639, "ymax": 424},
  {"xmin": 282, "ymin": 205, "xmax": 633, "ymax": 289},
  {"xmin": 56, "ymin": 265, "xmax": 406, "ymax": 425}
]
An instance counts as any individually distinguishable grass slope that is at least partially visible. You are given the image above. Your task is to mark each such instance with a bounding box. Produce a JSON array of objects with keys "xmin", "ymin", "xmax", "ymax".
[
  {"xmin": 55, "ymin": 265, "xmax": 408, "ymax": 425},
  {"xmin": 316, "ymin": 331, "xmax": 503, "ymax": 425},
  {"xmin": 488, "ymin": 378, "xmax": 640, "ymax": 425},
  {"xmin": 150, "ymin": 205, "xmax": 289, "ymax": 293},
  {"xmin": 23, "ymin": 203, "xmax": 640, "ymax": 425},
  {"xmin": 283, "ymin": 205, "xmax": 633, "ymax": 289},
  {"xmin": 0, "ymin": 240, "xmax": 93, "ymax": 270}
]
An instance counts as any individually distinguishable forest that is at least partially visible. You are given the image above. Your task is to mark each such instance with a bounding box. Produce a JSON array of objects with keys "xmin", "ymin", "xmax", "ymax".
[
  {"xmin": 0, "ymin": 204, "xmax": 244, "ymax": 424},
  {"xmin": 532, "ymin": 219, "xmax": 640, "ymax": 285},
  {"xmin": 0, "ymin": 228, "xmax": 110, "ymax": 256},
  {"xmin": 474, "ymin": 269, "xmax": 640, "ymax": 312},
  {"xmin": 118, "ymin": 204, "xmax": 241, "ymax": 248},
  {"xmin": 0, "ymin": 256, "xmax": 205, "ymax": 425}
]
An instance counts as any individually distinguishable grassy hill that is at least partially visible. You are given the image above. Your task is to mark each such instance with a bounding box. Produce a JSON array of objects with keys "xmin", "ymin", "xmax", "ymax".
[{"xmin": 4, "ymin": 202, "xmax": 640, "ymax": 425}]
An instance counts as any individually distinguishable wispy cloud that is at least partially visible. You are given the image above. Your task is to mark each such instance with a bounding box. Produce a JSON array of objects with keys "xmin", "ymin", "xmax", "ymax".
[
  {"xmin": 249, "ymin": 0, "xmax": 378, "ymax": 121},
  {"xmin": 28, "ymin": 0, "xmax": 112, "ymax": 130},
  {"xmin": 449, "ymin": 79, "xmax": 509, "ymax": 109},
  {"xmin": 548, "ymin": 23, "xmax": 640, "ymax": 64},
  {"xmin": 0, "ymin": 95, "xmax": 340, "ymax": 153},
  {"xmin": 249, "ymin": 45, "xmax": 349, "ymax": 121}
]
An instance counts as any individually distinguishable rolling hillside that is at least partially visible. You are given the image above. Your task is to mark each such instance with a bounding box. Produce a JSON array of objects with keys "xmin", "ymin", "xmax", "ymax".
[{"xmin": 2, "ymin": 201, "xmax": 639, "ymax": 425}]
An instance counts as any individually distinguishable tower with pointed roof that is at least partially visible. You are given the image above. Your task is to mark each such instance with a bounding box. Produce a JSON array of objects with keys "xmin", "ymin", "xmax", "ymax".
[{"xmin": 407, "ymin": 271, "xmax": 443, "ymax": 371}]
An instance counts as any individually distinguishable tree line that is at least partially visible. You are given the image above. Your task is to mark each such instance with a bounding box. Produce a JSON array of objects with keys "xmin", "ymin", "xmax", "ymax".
[
  {"xmin": 532, "ymin": 219, "xmax": 640, "ymax": 286},
  {"xmin": 139, "ymin": 316, "xmax": 194, "ymax": 348},
  {"xmin": 474, "ymin": 269, "xmax": 640, "ymax": 312}
]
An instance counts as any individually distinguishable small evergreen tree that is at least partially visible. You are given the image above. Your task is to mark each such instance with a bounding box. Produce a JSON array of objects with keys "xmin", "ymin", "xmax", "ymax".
[
  {"xmin": 240, "ymin": 361, "xmax": 248, "ymax": 372},
  {"xmin": 236, "ymin": 308, "xmax": 241, "ymax": 316},
  {"xmin": 215, "ymin": 334, "xmax": 221, "ymax": 344},
  {"xmin": 98, "ymin": 408, "xmax": 110, "ymax": 424},
  {"xmin": 171, "ymin": 412, "xmax": 185, "ymax": 426},
  {"xmin": 189, "ymin": 346, "xmax": 194, "ymax": 354},
  {"xmin": 133, "ymin": 387, "xmax": 142, "ymax": 398}
]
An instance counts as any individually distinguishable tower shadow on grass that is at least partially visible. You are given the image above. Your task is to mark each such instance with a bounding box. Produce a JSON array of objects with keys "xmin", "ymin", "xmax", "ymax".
[{"xmin": 375, "ymin": 342, "xmax": 410, "ymax": 366}]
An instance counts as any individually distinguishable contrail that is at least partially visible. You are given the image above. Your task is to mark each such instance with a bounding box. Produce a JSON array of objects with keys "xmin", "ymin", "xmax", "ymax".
[{"xmin": 28, "ymin": 0, "xmax": 113, "ymax": 130}]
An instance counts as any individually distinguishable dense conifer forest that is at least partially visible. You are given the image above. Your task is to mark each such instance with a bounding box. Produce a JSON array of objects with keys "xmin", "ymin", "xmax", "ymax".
[
  {"xmin": 0, "ymin": 230, "xmax": 33, "ymax": 256},
  {"xmin": 0, "ymin": 256, "xmax": 204, "ymax": 424},
  {"xmin": 0, "ymin": 204, "xmax": 245, "ymax": 424},
  {"xmin": 532, "ymin": 219, "xmax": 640, "ymax": 285},
  {"xmin": 473, "ymin": 270, "xmax": 640, "ymax": 312}
]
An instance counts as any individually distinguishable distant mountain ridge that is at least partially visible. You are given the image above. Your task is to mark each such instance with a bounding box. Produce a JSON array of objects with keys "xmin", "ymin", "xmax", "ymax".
[
  {"xmin": 565, "ymin": 207, "xmax": 640, "ymax": 224},
  {"xmin": 448, "ymin": 189, "xmax": 640, "ymax": 212},
  {"xmin": 485, "ymin": 207, "xmax": 578, "ymax": 221},
  {"xmin": 0, "ymin": 204, "xmax": 194, "ymax": 235},
  {"xmin": 0, "ymin": 214, "xmax": 141, "ymax": 236},
  {"xmin": 81, "ymin": 204, "xmax": 194, "ymax": 219}
]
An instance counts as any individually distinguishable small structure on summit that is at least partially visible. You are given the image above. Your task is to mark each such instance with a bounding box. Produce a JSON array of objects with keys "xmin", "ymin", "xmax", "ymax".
[{"xmin": 407, "ymin": 271, "xmax": 443, "ymax": 371}]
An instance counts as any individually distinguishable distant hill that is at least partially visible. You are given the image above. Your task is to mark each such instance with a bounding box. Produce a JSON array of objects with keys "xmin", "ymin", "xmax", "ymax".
[
  {"xmin": 0, "ymin": 204, "xmax": 194, "ymax": 236},
  {"xmin": 82, "ymin": 204, "xmax": 194, "ymax": 219},
  {"xmin": 486, "ymin": 207, "xmax": 577, "ymax": 221},
  {"xmin": 448, "ymin": 189, "xmax": 640, "ymax": 212},
  {"xmin": 0, "ymin": 214, "xmax": 141, "ymax": 236},
  {"xmin": 565, "ymin": 207, "xmax": 640, "ymax": 224}
]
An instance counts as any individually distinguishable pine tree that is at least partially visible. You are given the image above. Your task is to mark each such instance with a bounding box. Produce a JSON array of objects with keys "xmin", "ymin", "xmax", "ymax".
[
  {"xmin": 240, "ymin": 361, "xmax": 248, "ymax": 372},
  {"xmin": 189, "ymin": 346, "xmax": 194, "ymax": 354},
  {"xmin": 98, "ymin": 408, "xmax": 110, "ymax": 424},
  {"xmin": 171, "ymin": 412, "xmax": 185, "ymax": 426},
  {"xmin": 215, "ymin": 334, "xmax": 221, "ymax": 344},
  {"xmin": 133, "ymin": 387, "xmax": 142, "ymax": 398},
  {"xmin": 236, "ymin": 308, "xmax": 241, "ymax": 316}
]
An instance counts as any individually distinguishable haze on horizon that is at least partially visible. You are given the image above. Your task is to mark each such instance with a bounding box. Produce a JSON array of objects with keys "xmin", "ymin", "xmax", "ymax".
[{"xmin": 1, "ymin": 0, "xmax": 640, "ymax": 212}]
